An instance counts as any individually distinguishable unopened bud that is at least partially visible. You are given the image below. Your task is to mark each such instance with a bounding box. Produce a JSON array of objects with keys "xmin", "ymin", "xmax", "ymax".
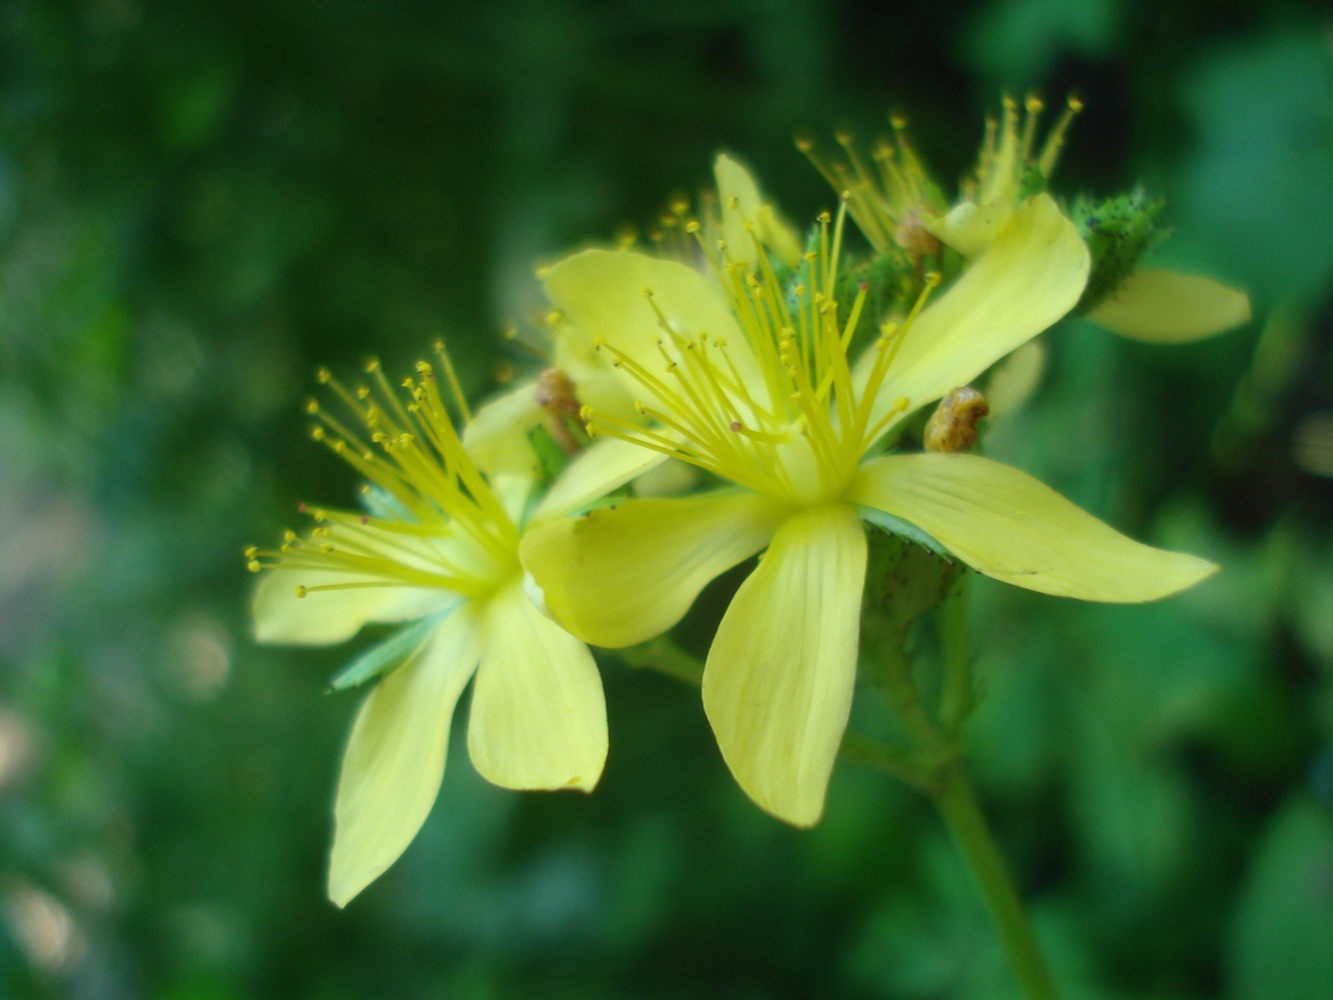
[{"xmin": 924, "ymin": 387, "xmax": 989, "ymax": 453}]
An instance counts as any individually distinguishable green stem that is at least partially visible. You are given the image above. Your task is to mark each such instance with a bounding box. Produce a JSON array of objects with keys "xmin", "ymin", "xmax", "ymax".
[
  {"xmin": 933, "ymin": 763, "xmax": 1060, "ymax": 1000},
  {"xmin": 617, "ymin": 636, "xmax": 704, "ymax": 686},
  {"xmin": 838, "ymin": 731, "xmax": 935, "ymax": 793}
]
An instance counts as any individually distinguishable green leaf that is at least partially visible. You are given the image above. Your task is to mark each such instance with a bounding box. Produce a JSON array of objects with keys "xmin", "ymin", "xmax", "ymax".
[
  {"xmin": 326, "ymin": 607, "xmax": 456, "ymax": 693},
  {"xmin": 1227, "ymin": 795, "xmax": 1333, "ymax": 1000}
]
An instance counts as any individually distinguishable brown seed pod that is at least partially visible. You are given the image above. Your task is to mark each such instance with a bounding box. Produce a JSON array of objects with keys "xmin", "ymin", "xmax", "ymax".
[
  {"xmin": 535, "ymin": 367, "xmax": 585, "ymax": 455},
  {"xmin": 923, "ymin": 386, "xmax": 990, "ymax": 453}
]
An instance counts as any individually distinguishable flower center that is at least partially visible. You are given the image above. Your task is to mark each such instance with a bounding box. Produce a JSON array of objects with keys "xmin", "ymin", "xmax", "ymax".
[
  {"xmin": 246, "ymin": 345, "xmax": 521, "ymax": 600},
  {"xmin": 580, "ymin": 206, "xmax": 938, "ymax": 507}
]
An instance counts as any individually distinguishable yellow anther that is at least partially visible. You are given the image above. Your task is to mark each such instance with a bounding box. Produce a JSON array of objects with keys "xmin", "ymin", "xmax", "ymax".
[
  {"xmin": 1026, "ymin": 94, "xmax": 1043, "ymax": 113},
  {"xmin": 593, "ymin": 336, "xmax": 606, "ymax": 350},
  {"xmin": 295, "ymin": 585, "xmax": 308, "ymax": 598},
  {"xmin": 247, "ymin": 560, "xmax": 261, "ymax": 573},
  {"xmin": 283, "ymin": 530, "xmax": 296, "ymax": 544},
  {"xmin": 685, "ymin": 220, "xmax": 700, "ymax": 234},
  {"xmin": 311, "ymin": 426, "xmax": 325, "ymax": 441},
  {"xmin": 639, "ymin": 287, "xmax": 653, "ymax": 298},
  {"xmin": 817, "ymin": 211, "xmax": 831, "ymax": 224},
  {"xmin": 1068, "ymin": 95, "xmax": 1084, "ymax": 112},
  {"xmin": 316, "ymin": 367, "xmax": 332, "ymax": 383},
  {"xmin": 305, "ymin": 399, "xmax": 319, "ymax": 414},
  {"xmin": 244, "ymin": 546, "xmax": 258, "ymax": 559}
]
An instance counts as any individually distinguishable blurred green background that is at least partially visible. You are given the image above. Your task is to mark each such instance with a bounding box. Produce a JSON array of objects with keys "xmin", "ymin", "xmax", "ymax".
[{"xmin": 2, "ymin": 1, "xmax": 1331, "ymax": 997}]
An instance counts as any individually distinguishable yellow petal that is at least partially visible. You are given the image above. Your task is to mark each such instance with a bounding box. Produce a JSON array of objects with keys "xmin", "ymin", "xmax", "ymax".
[
  {"xmin": 462, "ymin": 381, "xmax": 544, "ymax": 479},
  {"xmin": 1087, "ymin": 268, "xmax": 1252, "ymax": 343},
  {"xmin": 466, "ymin": 577, "xmax": 607, "ymax": 791},
  {"xmin": 531, "ymin": 435, "xmax": 669, "ymax": 524},
  {"xmin": 328, "ymin": 603, "xmax": 482, "ymax": 906},
  {"xmin": 714, "ymin": 152, "xmax": 803, "ymax": 270},
  {"xmin": 984, "ymin": 340, "xmax": 1047, "ymax": 420},
  {"xmin": 543, "ymin": 249, "xmax": 757, "ymax": 408},
  {"xmin": 848, "ymin": 453, "xmax": 1217, "ymax": 601},
  {"xmin": 702, "ymin": 504, "xmax": 866, "ymax": 827},
  {"xmin": 253, "ymin": 568, "xmax": 451, "ymax": 646},
  {"xmin": 520, "ymin": 491, "xmax": 791, "ymax": 648},
  {"xmin": 553, "ymin": 330, "xmax": 641, "ymax": 425},
  {"xmin": 923, "ymin": 200, "xmax": 1015, "ymax": 258},
  {"xmin": 858, "ymin": 193, "xmax": 1089, "ymax": 435}
]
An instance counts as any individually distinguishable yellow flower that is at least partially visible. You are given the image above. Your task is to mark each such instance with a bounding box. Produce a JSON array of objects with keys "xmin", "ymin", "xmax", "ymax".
[
  {"xmin": 520, "ymin": 195, "xmax": 1216, "ymax": 827},
  {"xmin": 248, "ymin": 348, "xmax": 612, "ymax": 907},
  {"xmin": 806, "ymin": 95, "xmax": 1250, "ymax": 343}
]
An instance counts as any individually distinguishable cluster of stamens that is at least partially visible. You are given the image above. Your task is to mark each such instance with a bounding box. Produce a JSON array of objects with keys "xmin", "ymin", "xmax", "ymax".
[
  {"xmin": 245, "ymin": 344, "xmax": 518, "ymax": 600},
  {"xmin": 798, "ymin": 94, "xmax": 1082, "ymax": 256},
  {"xmin": 577, "ymin": 203, "xmax": 940, "ymax": 507}
]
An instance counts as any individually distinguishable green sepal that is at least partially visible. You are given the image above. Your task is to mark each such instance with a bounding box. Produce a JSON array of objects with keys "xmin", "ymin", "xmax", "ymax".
[
  {"xmin": 1017, "ymin": 162, "xmax": 1049, "ymax": 201},
  {"xmin": 527, "ymin": 422, "xmax": 572, "ymax": 485},
  {"xmin": 834, "ymin": 250, "xmax": 914, "ymax": 358},
  {"xmin": 858, "ymin": 523, "xmax": 966, "ymax": 702},
  {"xmin": 359, "ymin": 484, "xmax": 412, "ymax": 523},
  {"xmin": 519, "ymin": 418, "xmax": 595, "ymax": 528},
  {"xmin": 326, "ymin": 605, "xmax": 456, "ymax": 693},
  {"xmin": 1070, "ymin": 189, "xmax": 1169, "ymax": 313},
  {"xmin": 855, "ymin": 504, "xmax": 955, "ymax": 561}
]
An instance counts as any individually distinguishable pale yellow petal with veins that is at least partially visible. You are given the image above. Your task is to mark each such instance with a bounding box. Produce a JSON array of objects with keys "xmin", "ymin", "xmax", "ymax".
[
  {"xmin": 849, "ymin": 453, "xmax": 1217, "ymax": 602},
  {"xmin": 254, "ymin": 567, "xmax": 452, "ymax": 645},
  {"xmin": 857, "ymin": 193, "xmax": 1089, "ymax": 436},
  {"xmin": 714, "ymin": 152, "xmax": 803, "ymax": 270},
  {"xmin": 703, "ymin": 504, "xmax": 866, "ymax": 827},
  {"xmin": 467, "ymin": 577, "xmax": 607, "ymax": 791},
  {"xmin": 543, "ymin": 249, "xmax": 757, "ymax": 409},
  {"xmin": 521, "ymin": 491, "xmax": 791, "ymax": 648},
  {"xmin": 531, "ymin": 435, "xmax": 669, "ymax": 525},
  {"xmin": 462, "ymin": 381, "xmax": 545, "ymax": 479},
  {"xmin": 328, "ymin": 604, "xmax": 482, "ymax": 907},
  {"xmin": 1088, "ymin": 268, "xmax": 1251, "ymax": 343}
]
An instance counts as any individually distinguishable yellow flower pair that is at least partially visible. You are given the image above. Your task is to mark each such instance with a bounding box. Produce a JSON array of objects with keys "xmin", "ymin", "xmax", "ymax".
[{"xmin": 251, "ymin": 146, "xmax": 1230, "ymax": 907}]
